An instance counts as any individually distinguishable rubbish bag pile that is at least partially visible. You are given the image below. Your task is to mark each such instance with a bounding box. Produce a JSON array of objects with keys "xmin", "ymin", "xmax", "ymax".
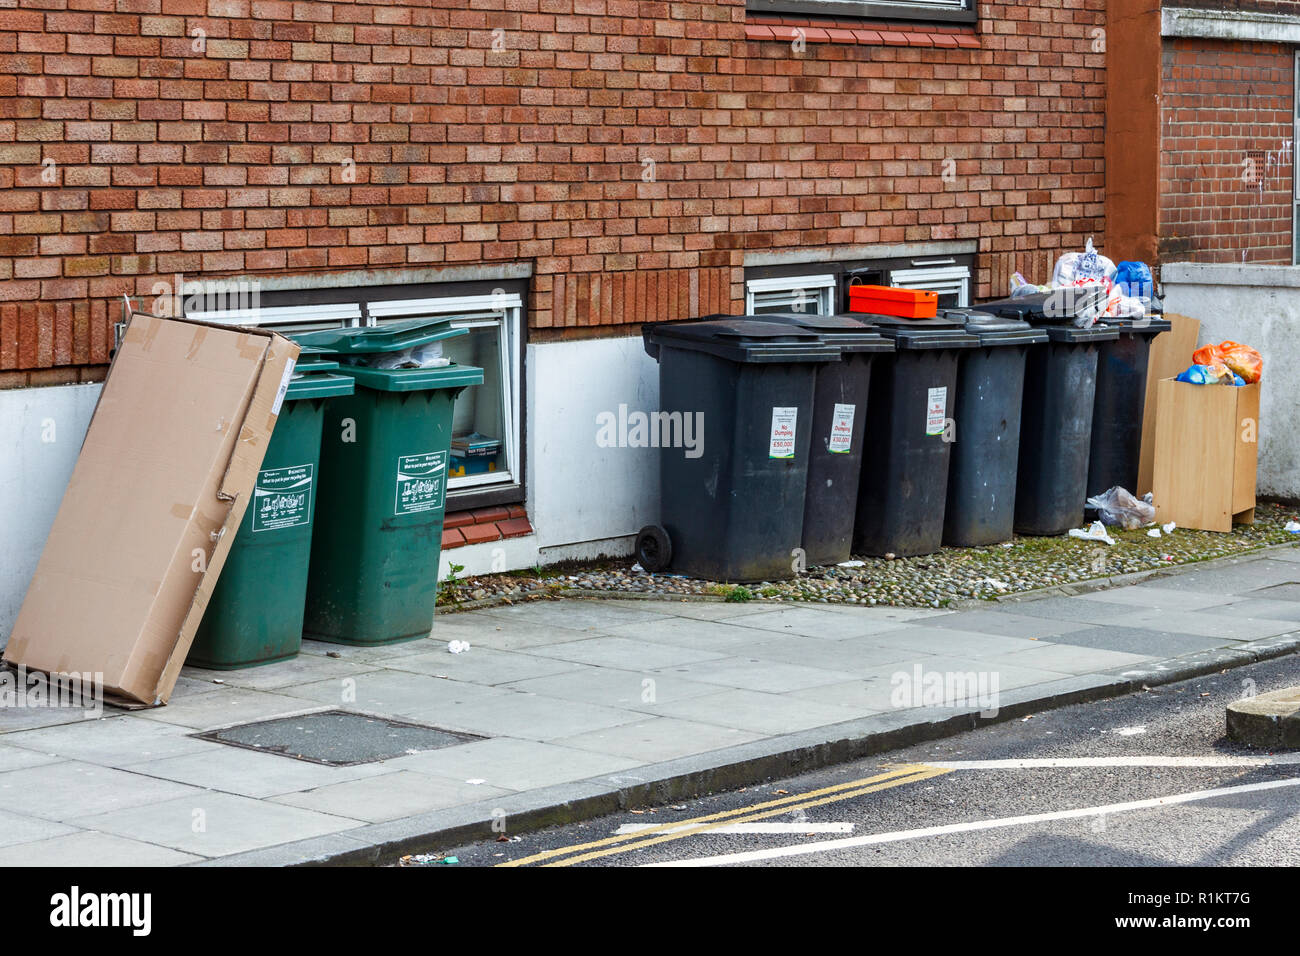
[
  {"xmin": 1175, "ymin": 340, "xmax": 1263, "ymax": 387},
  {"xmin": 1009, "ymin": 238, "xmax": 1154, "ymax": 327},
  {"xmin": 1086, "ymin": 486, "xmax": 1156, "ymax": 531}
]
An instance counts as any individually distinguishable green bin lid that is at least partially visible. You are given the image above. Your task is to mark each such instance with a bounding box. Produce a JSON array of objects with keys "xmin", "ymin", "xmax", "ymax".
[
  {"xmin": 289, "ymin": 318, "xmax": 468, "ymax": 354},
  {"xmin": 284, "ymin": 371, "xmax": 355, "ymax": 401},
  {"xmin": 338, "ymin": 363, "xmax": 484, "ymax": 393}
]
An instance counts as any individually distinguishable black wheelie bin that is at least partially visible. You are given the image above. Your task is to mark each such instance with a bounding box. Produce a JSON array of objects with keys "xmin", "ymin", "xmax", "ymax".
[
  {"xmin": 1014, "ymin": 323, "xmax": 1120, "ymax": 535},
  {"xmin": 852, "ymin": 313, "xmax": 979, "ymax": 557},
  {"xmin": 941, "ymin": 309, "xmax": 1048, "ymax": 547},
  {"xmin": 755, "ymin": 312, "xmax": 895, "ymax": 567},
  {"xmin": 638, "ymin": 318, "xmax": 839, "ymax": 582},
  {"xmin": 1087, "ymin": 314, "xmax": 1172, "ymax": 498}
]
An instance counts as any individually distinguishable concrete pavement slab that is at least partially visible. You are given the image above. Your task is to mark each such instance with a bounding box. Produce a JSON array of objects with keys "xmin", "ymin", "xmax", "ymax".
[
  {"xmin": 600, "ymin": 615, "xmax": 777, "ymax": 651},
  {"xmin": 1139, "ymin": 559, "xmax": 1300, "ymax": 593},
  {"xmin": 1081, "ymin": 586, "xmax": 1231, "ymax": 612},
  {"xmin": 524, "ymin": 635, "xmax": 729, "ymax": 670},
  {"xmin": 927, "ymin": 608, "xmax": 1101, "ymax": 639},
  {"xmin": 738, "ymin": 634, "xmax": 918, "ymax": 671},
  {"xmin": 0, "ymin": 761, "xmax": 203, "ymax": 821},
  {"xmin": 994, "ymin": 642, "xmax": 1155, "ymax": 675},
  {"xmin": 476, "ymin": 600, "xmax": 664, "ymax": 633},
  {"xmin": 551, "ymin": 718, "xmax": 764, "ymax": 764},
  {"xmin": 286, "ymin": 669, "xmax": 510, "ymax": 718},
  {"xmin": 75, "ymin": 790, "xmax": 364, "ymax": 857},
  {"xmin": 383, "ymin": 736, "xmax": 644, "ymax": 790},
  {"xmin": 865, "ymin": 626, "xmax": 1053, "ymax": 659},
  {"xmin": 1215, "ymin": 598, "xmax": 1300, "ymax": 622},
  {"xmin": 0, "ymin": 808, "xmax": 79, "ymax": 849},
  {"xmin": 383, "ymin": 645, "xmax": 587, "ymax": 685},
  {"xmin": 128, "ymin": 745, "xmax": 396, "ymax": 798},
  {"xmin": 270, "ymin": 770, "xmax": 513, "ymax": 824},
  {"xmin": 998, "ymin": 596, "xmax": 1160, "ymax": 627},
  {"xmin": 3, "ymin": 715, "xmax": 218, "ymax": 767},
  {"xmin": 408, "ymin": 690, "xmax": 647, "ymax": 740},
  {"xmin": 719, "ymin": 606, "xmax": 913, "ymax": 639},
  {"xmin": 649, "ymin": 688, "xmax": 868, "ymax": 735},
  {"xmin": 1041, "ymin": 624, "xmax": 1238, "ymax": 658},
  {"xmin": 132, "ymin": 688, "xmax": 326, "ymax": 731},
  {"xmin": 650, "ymin": 656, "xmax": 859, "ymax": 694},
  {"xmin": 0, "ymin": 830, "xmax": 202, "ymax": 866},
  {"xmin": 1252, "ymin": 582, "xmax": 1300, "ymax": 602},
  {"xmin": 1138, "ymin": 610, "xmax": 1297, "ymax": 641},
  {"xmin": 184, "ymin": 654, "xmax": 380, "ymax": 692},
  {"xmin": 0, "ymin": 742, "xmax": 65, "ymax": 772},
  {"xmin": 500, "ymin": 665, "xmax": 722, "ymax": 709}
]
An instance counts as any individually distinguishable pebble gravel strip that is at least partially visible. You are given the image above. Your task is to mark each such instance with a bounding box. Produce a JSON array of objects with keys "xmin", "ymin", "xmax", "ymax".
[{"xmin": 439, "ymin": 502, "xmax": 1300, "ymax": 610}]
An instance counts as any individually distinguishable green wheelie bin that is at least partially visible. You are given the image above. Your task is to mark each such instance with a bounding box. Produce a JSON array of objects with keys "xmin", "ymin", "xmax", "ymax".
[
  {"xmin": 290, "ymin": 319, "xmax": 482, "ymax": 646},
  {"xmin": 188, "ymin": 363, "xmax": 356, "ymax": 669}
]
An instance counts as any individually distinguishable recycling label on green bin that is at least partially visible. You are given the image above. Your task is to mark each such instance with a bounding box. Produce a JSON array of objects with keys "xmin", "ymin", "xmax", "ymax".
[
  {"xmin": 394, "ymin": 451, "xmax": 448, "ymax": 516},
  {"xmin": 252, "ymin": 464, "xmax": 313, "ymax": 533}
]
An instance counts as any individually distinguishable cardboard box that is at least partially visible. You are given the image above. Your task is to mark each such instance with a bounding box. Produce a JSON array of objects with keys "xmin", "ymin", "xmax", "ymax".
[
  {"xmin": 3, "ymin": 314, "xmax": 299, "ymax": 706},
  {"xmin": 1152, "ymin": 378, "xmax": 1260, "ymax": 533},
  {"xmin": 1136, "ymin": 312, "xmax": 1201, "ymax": 497}
]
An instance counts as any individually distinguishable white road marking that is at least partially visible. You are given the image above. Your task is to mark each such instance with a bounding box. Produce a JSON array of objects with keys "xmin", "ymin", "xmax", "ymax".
[
  {"xmin": 643, "ymin": 776, "xmax": 1300, "ymax": 867},
  {"xmin": 926, "ymin": 754, "xmax": 1300, "ymax": 769},
  {"xmin": 615, "ymin": 822, "xmax": 854, "ymax": 836}
]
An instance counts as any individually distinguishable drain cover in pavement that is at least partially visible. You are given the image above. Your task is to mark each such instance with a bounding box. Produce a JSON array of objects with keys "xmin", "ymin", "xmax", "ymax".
[{"xmin": 194, "ymin": 710, "xmax": 482, "ymax": 766}]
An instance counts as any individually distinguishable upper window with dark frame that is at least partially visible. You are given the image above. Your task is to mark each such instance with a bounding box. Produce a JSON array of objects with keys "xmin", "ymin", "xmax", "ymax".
[{"xmin": 747, "ymin": 0, "xmax": 976, "ymax": 25}]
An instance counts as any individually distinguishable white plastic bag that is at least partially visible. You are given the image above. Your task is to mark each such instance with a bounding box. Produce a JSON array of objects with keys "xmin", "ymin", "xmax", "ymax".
[
  {"xmin": 1051, "ymin": 237, "xmax": 1116, "ymax": 287},
  {"xmin": 1087, "ymin": 486, "xmax": 1155, "ymax": 531}
]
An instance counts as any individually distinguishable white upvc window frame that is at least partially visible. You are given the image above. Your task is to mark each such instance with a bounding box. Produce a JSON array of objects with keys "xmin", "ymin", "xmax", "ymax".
[
  {"xmin": 744, "ymin": 274, "xmax": 836, "ymax": 315},
  {"xmin": 889, "ymin": 261, "xmax": 971, "ymax": 307},
  {"xmin": 187, "ymin": 303, "xmax": 364, "ymax": 330},
  {"xmin": 367, "ymin": 293, "xmax": 523, "ymax": 494}
]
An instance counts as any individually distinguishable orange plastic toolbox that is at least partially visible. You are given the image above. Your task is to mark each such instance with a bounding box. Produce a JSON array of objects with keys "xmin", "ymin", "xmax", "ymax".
[{"xmin": 848, "ymin": 284, "xmax": 938, "ymax": 319}]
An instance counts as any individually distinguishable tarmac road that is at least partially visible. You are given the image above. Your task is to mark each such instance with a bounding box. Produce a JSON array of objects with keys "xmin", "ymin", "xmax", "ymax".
[{"xmin": 428, "ymin": 652, "xmax": 1300, "ymax": 868}]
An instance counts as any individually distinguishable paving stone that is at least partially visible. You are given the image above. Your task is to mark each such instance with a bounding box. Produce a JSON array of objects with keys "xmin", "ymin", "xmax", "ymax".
[
  {"xmin": 270, "ymin": 770, "xmax": 513, "ymax": 824},
  {"xmin": 501, "ymin": 666, "xmax": 721, "ymax": 709},
  {"xmin": 650, "ymin": 656, "xmax": 858, "ymax": 694},
  {"xmin": 552, "ymin": 718, "xmax": 764, "ymax": 764},
  {"xmin": 132, "ymin": 688, "xmax": 326, "ymax": 731},
  {"xmin": 1081, "ymin": 587, "xmax": 1231, "ymax": 612},
  {"xmin": 1139, "ymin": 610, "xmax": 1296, "ymax": 641},
  {"xmin": 998, "ymin": 596, "xmax": 1160, "ymax": 627},
  {"xmin": 128, "ymin": 745, "xmax": 396, "ymax": 798},
  {"xmin": 184, "ymin": 654, "xmax": 381, "ymax": 692},
  {"xmin": 1213, "ymin": 598, "xmax": 1300, "ymax": 622},
  {"xmin": 600, "ymin": 616, "xmax": 773, "ymax": 652},
  {"xmin": 285, "ymin": 670, "xmax": 509, "ymax": 719},
  {"xmin": 1036, "ymin": 625, "xmax": 1233, "ymax": 658},
  {"xmin": 405, "ymin": 690, "xmax": 647, "ymax": 740},
  {"xmin": 649, "ymin": 688, "xmax": 866, "ymax": 735},
  {"xmin": 929, "ymin": 608, "xmax": 1101, "ymax": 638},
  {"xmin": 0, "ymin": 829, "xmax": 202, "ymax": 866},
  {"xmin": 75, "ymin": 790, "xmax": 364, "ymax": 857},
  {"xmin": 525, "ymin": 635, "xmax": 728, "ymax": 670},
  {"xmin": 718, "ymin": 606, "xmax": 912, "ymax": 639},
  {"xmin": 994, "ymin": 643, "xmax": 1154, "ymax": 675},
  {"xmin": 382, "ymin": 646, "xmax": 586, "ymax": 685},
  {"xmin": 0, "ymin": 808, "xmax": 78, "ymax": 849},
  {"xmin": 3, "ymin": 716, "xmax": 217, "ymax": 768},
  {"xmin": 865, "ymin": 627, "xmax": 1052, "ymax": 659},
  {"xmin": 737, "ymin": 634, "xmax": 918, "ymax": 672},
  {"xmin": 0, "ymin": 761, "xmax": 202, "ymax": 822},
  {"xmin": 384, "ymin": 736, "xmax": 644, "ymax": 790}
]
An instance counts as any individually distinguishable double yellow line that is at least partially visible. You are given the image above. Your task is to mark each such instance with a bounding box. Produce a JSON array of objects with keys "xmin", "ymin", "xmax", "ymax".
[{"xmin": 498, "ymin": 763, "xmax": 948, "ymax": 867}]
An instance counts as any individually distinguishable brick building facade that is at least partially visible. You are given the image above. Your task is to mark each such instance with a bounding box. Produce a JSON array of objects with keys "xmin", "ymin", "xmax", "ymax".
[
  {"xmin": 1108, "ymin": 0, "xmax": 1299, "ymax": 267},
  {"xmin": 1, "ymin": 0, "xmax": 1108, "ymax": 623}
]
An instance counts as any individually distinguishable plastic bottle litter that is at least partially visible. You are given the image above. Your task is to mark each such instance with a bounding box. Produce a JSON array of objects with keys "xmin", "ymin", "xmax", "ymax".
[{"xmin": 1286, "ymin": 521, "xmax": 1300, "ymax": 534}]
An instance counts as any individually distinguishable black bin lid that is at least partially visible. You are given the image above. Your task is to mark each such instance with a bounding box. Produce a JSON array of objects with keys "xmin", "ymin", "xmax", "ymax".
[
  {"xmin": 846, "ymin": 312, "xmax": 979, "ymax": 350},
  {"xmin": 941, "ymin": 308, "xmax": 1049, "ymax": 346},
  {"xmin": 1098, "ymin": 315, "xmax": 1173, "ymax": 335},
  {"xmin": 750, "ymin": 312, "xmax": 894, "ymax": 353},
  {"xmin": 643, "ymin": 318, "xmax": 841, "ymax": 364},
  {"xmin": 979, "ymin": 286, "xmax": 1109, "ymax": 324}
]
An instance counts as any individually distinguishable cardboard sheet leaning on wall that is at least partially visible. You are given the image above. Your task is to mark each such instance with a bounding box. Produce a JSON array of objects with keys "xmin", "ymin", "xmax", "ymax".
[{"xmin": 2, "ymin": 314, "xmax": 299, "ymax": 707}]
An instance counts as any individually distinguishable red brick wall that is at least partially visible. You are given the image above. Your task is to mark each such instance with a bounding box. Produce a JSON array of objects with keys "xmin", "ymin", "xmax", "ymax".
[
  {"xmin": 1, "ymin": 0, "xmax": 1106, "ymax": 383},
  {"xmin": 1159, "ymin": 37, "xmax": 1295, "ymax": 264}
]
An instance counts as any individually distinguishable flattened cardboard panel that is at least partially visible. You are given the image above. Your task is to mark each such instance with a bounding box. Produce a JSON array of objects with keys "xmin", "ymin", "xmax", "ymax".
[
  {"xmin": 3, "ymin": 315, "xmax": 298, "ymax": 705},
  {"xmin": 1138, "ymin": 313, "xmax": 1200, "ymax": 497}
]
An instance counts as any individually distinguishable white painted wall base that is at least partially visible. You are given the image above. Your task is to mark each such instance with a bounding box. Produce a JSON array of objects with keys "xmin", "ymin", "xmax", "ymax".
[
  {"xmin": 437, "ymin": 534, "xmax": 541, "ymax": 580},
  {"xmin": 525, "ymin": 335, "xmax": 660, "ymax": 553},
  {"xmin": 1162, "ymin": 262, "xmax": 1300, "ymax": 500},
  {"xmin": 1, "ymin": 336, "xmax": 663, "ymax": 634},
  {"xmin": 0, "ymin": 383, "xmax": 103, "ymax": 641}
]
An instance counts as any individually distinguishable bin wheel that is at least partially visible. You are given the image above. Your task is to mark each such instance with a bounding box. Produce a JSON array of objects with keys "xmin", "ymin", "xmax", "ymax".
[{"xmin": 636, "ymin": 525, "xmax": 672, "ymax": 573}]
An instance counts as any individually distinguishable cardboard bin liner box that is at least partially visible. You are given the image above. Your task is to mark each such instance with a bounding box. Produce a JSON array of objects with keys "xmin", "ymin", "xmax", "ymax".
[{"xmin": 3, "ymin": 314, "xmax": 299, "ymax": 707}]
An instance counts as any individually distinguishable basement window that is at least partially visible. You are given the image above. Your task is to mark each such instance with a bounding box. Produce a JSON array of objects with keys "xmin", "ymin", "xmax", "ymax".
[
  {"xmin": 745, "ymin": 274, "xmax": 836, "ymax": 316},
  {"xmin": 187, "ymin": 282, "xmax": 526, "ymax": 511}
]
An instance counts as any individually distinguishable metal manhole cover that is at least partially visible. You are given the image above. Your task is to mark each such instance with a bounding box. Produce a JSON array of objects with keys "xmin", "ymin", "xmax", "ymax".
[{"xmin": 194, "ymin": 710, "xmax": 483, "ymax": 766}]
